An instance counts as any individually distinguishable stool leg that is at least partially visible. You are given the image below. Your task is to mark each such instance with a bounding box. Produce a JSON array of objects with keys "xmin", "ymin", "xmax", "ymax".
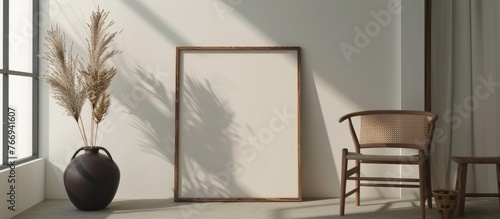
[
  {"xmin": 497, "ymin": 164, "xmax": 500, "ymax": 209},
  {"xmin": 426, "ymin": 159, "xmax": 432, "ymax": 209},
  {"xmin": 455, "ymin": 163, "xmax": 467, "ymax": 216}
]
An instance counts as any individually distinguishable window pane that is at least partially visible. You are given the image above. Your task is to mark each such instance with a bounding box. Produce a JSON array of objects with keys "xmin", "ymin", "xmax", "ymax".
[
  {"xmin": 0, "ymin": 1, "xmax": 3, "ymax": 69},
  {"xmin": 9, "ymin": 75, "xmax": 32, "ymax": 160},
  {"xmin": 9, "ymin": 0, "xmax": 33, "ymax": 73}
]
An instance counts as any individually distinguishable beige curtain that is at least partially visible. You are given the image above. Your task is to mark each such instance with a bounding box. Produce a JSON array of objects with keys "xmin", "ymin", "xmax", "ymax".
[{"xmin": 431, "ymin": 0, "xmax": 500, "ymax": 193}]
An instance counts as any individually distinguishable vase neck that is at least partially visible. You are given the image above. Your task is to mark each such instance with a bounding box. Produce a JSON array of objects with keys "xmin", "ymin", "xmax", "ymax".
[{"xmin": 84, "ymin": 147, "xmax": 100, "ymax": 154}]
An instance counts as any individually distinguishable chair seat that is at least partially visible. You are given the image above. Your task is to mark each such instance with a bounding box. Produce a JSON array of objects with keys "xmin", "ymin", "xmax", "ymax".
[{"xmin": 346, "ymin": 154, "xmax": 428, "ymax": 164}]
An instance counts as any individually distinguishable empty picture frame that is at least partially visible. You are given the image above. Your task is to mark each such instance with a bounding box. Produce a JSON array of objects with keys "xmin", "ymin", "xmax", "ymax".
[{"xmin": 175, "ymin": 46, "xmax": 301, "ymax": 201}]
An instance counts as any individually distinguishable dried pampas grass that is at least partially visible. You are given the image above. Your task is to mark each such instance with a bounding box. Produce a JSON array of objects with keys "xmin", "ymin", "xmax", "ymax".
[{"xmin": 42, "ymin": 7, "xmax": 121, "ymax": 147}]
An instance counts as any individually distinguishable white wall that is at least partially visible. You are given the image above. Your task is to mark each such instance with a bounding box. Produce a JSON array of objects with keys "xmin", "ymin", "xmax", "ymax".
[
  {"xmin": 401, "ymin": 0, "xmax": 425, "ymax": 110},
  {"xmin": 0, "ymin": 159, "xmax": 45, "ymax": 218},
  {"xmin": 400, "ymin": 0, "xmax": 425, "ymax": 199},
  {"xmin": 39, "ymin": 0, "xmax": 423, "ymax": 199}
]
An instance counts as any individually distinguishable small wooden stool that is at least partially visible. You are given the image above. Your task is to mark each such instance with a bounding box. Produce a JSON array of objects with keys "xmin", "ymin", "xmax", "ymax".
[{"xmin": 452, "ymin": 156, "xmax": 500, "ymax": 216}]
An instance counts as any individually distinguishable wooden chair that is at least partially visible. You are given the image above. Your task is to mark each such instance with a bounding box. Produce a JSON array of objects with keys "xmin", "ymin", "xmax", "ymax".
[{"xmin": 338, "ymin": 110, "xmax": 438, "ymax": 219}]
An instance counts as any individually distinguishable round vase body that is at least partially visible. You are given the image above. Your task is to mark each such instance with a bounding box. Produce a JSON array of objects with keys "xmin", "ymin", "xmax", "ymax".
[{"xmin": 63, "ymin": 147, "xmax": 120, "ymax": 210}]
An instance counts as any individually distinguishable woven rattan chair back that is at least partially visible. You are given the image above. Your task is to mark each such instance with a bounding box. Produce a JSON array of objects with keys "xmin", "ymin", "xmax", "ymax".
[{"xmin": 358, "ymin": 113, "xmax": 434, "ymax": 152}]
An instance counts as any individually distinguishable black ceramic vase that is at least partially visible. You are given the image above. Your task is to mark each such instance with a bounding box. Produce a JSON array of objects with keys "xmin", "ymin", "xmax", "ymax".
[{"xmin": 63, "ymin": 146, "xmax": 120, "ymax": 211}]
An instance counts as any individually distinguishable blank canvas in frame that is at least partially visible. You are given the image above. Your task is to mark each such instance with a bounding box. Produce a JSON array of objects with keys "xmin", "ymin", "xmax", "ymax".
[{"xmin": 175, "ymin": 47, "xmax": 301, "ymax": 201}]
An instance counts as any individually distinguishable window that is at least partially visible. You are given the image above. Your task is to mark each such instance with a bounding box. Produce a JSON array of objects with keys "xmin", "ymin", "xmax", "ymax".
[{"xmin": 0, "ymin": 0, "xmax": 39, "ymax": 168}]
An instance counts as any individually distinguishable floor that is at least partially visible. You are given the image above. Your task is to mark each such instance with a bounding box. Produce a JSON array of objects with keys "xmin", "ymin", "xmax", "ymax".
[{"xmin": 13, "ymin": 198, "xmax": 500, "ymax": 219}]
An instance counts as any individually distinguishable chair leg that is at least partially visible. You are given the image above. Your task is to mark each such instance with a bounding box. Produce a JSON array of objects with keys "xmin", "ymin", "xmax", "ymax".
[
  {"xmin": 496, "ymin": 164, "xmax": 500, "ymax": 209},
  {"xmin": 426, "ymin": 159, "xmax": 432, "ymax": 209},
  {"xmin": 340, "ymin": 149, "xmax": 348, "ymax": 216},
  {"xmin": 418, "ymin": 152, "xmax": 426, "ymax": 219},
  {"xmin": 355, "ymin": 160, "xmax": 361, "ymax": 206}
]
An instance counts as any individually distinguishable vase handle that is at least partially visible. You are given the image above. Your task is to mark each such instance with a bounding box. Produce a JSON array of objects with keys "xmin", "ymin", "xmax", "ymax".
[
  {"xmin": 70, "ymin": 147, "xmax": 86, "ymax": 160},
  {"xmin": 71, "ymin": 146, "xmax": 115, "ymax": 162},
  {"xmin": 96, "ymin": 146, "xmax": 114, "ymax": 162}
]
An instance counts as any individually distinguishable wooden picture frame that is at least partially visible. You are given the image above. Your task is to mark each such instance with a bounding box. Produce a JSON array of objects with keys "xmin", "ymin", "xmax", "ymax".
[{"xmin": 174, "ymin": 46, "xmax": 301, "ymax": 202}]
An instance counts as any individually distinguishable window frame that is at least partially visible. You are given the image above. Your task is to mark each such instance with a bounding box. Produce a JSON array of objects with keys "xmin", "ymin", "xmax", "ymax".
[{"xmin": 0, "ymin": 0, "xmax": 39, "ymax": 169}]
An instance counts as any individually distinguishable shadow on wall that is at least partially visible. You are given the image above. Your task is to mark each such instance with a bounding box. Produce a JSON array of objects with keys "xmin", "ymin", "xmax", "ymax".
[
  {"xmin": 97, "ymin": 0, "xmax": 250, "ymax": 198},
  {"xmin": 178, "ymin": 75, "xmax": 248, "ymax": 198},
  {"xmin": 119, "ymin": 65, "xmax": 174, "ymax": 162},
  {"xmin": 111, "ymin": 57, "xmax": 248, "ymax": 198},
  {"xmin": 121, "ymin": 0, "xmax": 188, "ymax": 45},
  {"xmin": 300, "ymin": 57, "xmax": 338, "ymax": 197}
]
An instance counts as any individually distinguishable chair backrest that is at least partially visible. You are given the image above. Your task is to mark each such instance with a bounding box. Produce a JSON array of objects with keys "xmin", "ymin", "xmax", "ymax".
[{"xmin": 339, "ymin": 110, "xmax": 438, "ymax": 153}]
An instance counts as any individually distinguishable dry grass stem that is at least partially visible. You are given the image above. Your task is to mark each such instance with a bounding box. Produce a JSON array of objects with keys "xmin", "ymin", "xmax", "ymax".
[{"xmin": 43, "ymin": 7, "xmax": 121, "ymax": 147}]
